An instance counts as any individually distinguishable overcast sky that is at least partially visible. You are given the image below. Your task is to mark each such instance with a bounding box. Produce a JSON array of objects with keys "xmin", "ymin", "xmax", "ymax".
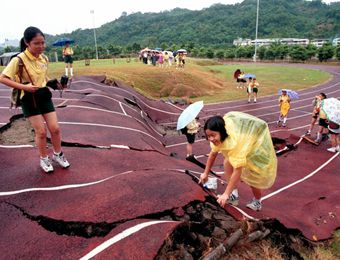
[{"xmin": 1, "ymin": 0, "xmax": 338, "ymax": 43}]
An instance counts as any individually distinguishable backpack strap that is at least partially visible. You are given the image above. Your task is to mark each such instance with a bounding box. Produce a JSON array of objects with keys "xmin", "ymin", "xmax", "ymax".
[
  {"xmin": 16, "ymin": 54, "xmax": 37, "ymax": 108},
  {"xmin": 16, "ymin": 56, "xmax": 24, "ymax": 83},
  {"xmin": 17, "ymin": 55, "xmax": 34, "ymax": 85}
]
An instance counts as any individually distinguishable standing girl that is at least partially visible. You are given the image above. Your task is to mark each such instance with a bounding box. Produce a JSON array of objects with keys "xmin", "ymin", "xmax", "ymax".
[
  {"xmin": 62, "ymin": 42, "xmax": 74, "ymax": 77},
  {"xmin": 0, "ymin": 26, "xmax": 70, "ymax": 173},
  {"xmin": 278, "ymin": 89, "xmax": 291, "ymax": 127}
]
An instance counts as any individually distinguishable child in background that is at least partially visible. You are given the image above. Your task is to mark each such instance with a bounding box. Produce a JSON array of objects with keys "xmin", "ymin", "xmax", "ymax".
[
  {"xmin": 306, "ymin": 95, "xmax": 322, "ymax": 135},
  {"xmin": 181, "ymin": 118, "xmax": 200, "ymax": 159},
  {"xmin": 278, "ymin": 90, "xmax": 291, "ymax": 127},
  {"xmin": 315, "ymin": 94, "xmax": 329, "ymax": 143},
  {"xmin": 327, "ymin": 121, "xmax": 340, "ymax": 152}
]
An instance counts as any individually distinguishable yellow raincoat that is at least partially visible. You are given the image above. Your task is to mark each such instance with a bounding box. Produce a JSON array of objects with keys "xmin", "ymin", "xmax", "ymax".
[
  {"xmin": 210, "ymin": 112, "xmax": 277, "ymax": 189},
  {"xmin": 279, "ymin": 95, "xmax": 291, "ymax": 117}
]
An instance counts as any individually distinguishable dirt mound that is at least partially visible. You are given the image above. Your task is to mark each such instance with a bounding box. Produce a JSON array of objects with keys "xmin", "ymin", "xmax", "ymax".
[{"xmin": 0, "ymin": 115, "xmax": 34, "ymax": 145}]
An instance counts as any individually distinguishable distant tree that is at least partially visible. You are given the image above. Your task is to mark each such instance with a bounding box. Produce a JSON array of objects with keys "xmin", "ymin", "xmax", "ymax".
[
  {"xmin": 225, "ymin": 48, "xmax": 235, "ymax": 59},
  {"xmin": 206, "ymin": 49, "xmax": 214, "ymax": 59},
  {"xmin": 257, "ymin": 46, "xmax": 266, "ymax": 60},
  {"xmin": 336, "ymin": 46, "xmax": 340, "ymax": 60},
  {"xmin": 215, "ymin": 50, "xmax": 225, "ymax": 59},
  {"xmin": 235, "ymin": 47, "xmax": 248, "ymax": 58},
  {"xmin": 191, "ymin": 47, "xmax": 200, "ymax": 57},
  {"xmin": 160, "ymin": 43, "xmax": 168, "ymax": 51},
  {"xmin": 4, "ymin": 46, "xmax": 12, "ymax": 52},
  {"xmin": 289, "ymin": 46, "xmax": 308, "ymax": 61},
  {"xmin": 305, "ymin": 44, "xmax": 318, "ymax": 60},
  {"xmin": 317, "ymin": 44, "xmax": 335, "ymax": 62},
  {"xmin": 265, "ymin": 48, "xmax": 276, "ymax": 60},
  {"xmin": 132, "ymin": 43, "xmax": 141, "ymax": 52},
  {"xmin": 107, "ymin": 44, "xmax": 122, "ymax": 56},
  {"xmin": 276, "ymin": 44, "xmax": 289, "ymax": 59}
]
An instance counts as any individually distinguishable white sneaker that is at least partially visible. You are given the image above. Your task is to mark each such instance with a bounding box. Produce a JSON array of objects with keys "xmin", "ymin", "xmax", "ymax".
[
  {"xmin": 227, "ymin": 194, "xmax": 239, "ymax": 206},
  {"xmin": 246, "ymin": 198, "xmax": 262, "ymax": 211},
  {"xmin": 53, "ymin": 152, "xmax": 70, "ymax": 168},
  {"xmin": 327, "ymin": 147, "xmax": 338, "ymax": 153},
  {"xmin": 40, "ymin": 156, "xmax": 54, "ymax": 173}
]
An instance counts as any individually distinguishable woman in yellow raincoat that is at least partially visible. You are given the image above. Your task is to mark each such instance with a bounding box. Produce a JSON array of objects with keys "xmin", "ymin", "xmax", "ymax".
[
  {"xmin": 199, "ymin": 112, "xmax": 277, "ymax": 211},
  {"xmin": 278, "ymin": 89, "xmax": 291, "ymax": 127}
]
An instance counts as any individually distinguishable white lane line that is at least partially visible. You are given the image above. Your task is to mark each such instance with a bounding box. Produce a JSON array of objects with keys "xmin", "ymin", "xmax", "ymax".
[
  {"xmin": 119, "ymin": 102, "xmax": 127, "ymax": 115},
  {"xmin": 67, "ymin": 105, "xmax": 127, "ymax": 117},
  {"xmin": 59, "ymin": 122, "xmax": 163, "ymax": 145},
  {"xmin": 0, "ymin": 144, "xmax": 34, "ymax": 148},
  {"xmin": 72, "ymin": 80, "xmax": 181, "ymax": 115},
  {"xmin": 165, "ymin": 138, "xmax": 206, "ymax": 148},
  {"xmin": 66, "ymin": 105, "xmax": 163, "ymax": 137},
  {"xmin": 140, "ymin": 111, "xmax": 163, "ymax": 137},
  {"xmin": 86, "ymin": 94, "xmax": 138, "ymax": 113},
  {"xmin": 0, "ymin": 171, "xmax": 133, "ymax": 196},
  {"xmin": 79, "ymin": 220, "xmax": 177, "ymax": 260},
  {"xmin": 261, "ymin": 152, "xmax": 339, "ymax": 201}
]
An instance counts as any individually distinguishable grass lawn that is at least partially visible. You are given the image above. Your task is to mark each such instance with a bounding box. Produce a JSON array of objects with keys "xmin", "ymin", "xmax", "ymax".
[{"xmin": 1, "ymin": 58, "xmax": 331, "ymax": 103}]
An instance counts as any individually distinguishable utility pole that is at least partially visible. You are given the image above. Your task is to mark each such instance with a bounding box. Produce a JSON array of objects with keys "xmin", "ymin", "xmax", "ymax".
[
  {"xmin": 90, "ymin": 10, "xmax": 99, "ymax": 60},
  {"xmin": 254, "ymin": 0, "xmax": 259, "ymax": 62}
]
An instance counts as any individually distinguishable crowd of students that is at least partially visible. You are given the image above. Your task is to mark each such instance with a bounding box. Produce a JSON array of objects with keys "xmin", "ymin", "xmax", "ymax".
[{"xmin": 140, "ymin": 50, "xmax": 186, "ymax": 69}]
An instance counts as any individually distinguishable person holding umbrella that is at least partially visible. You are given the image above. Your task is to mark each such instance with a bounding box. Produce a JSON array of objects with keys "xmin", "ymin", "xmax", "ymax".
[
  {"xmin": 177, "ymin": 101, "xmax": 203, "ymax": 159},
  {"xmin": 0, "ymin": 26, "xmax": 70, "ymax": 173},
  {"xmin": 199, "ymin": 112, "xmax": 277, "ymax": 211},
  {"xmin": 277, "ymin": 89, "xmax": 291, "ymax": 127},
  {"xmin": 62, "ymin": 42, "xmax": 74, "ymax": 77},
  {"xmin": 320, "ymin": 97, "xmax": 340, "ymax": 151}
]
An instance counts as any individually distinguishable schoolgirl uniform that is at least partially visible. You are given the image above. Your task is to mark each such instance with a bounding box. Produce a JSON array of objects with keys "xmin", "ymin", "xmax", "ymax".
[{"xmin": 2, "ymin": 49, "xmax": 54, "ymax": 117}]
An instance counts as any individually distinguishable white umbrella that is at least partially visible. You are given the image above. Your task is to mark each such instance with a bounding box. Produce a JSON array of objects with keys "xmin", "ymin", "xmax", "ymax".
[
  {"xmin": 176, "ymin": 101, "xmax": 204, "ymax": 130},
  {"xmin": 321, "ymin": 98, "xmax": 340, "ymax": 125}
]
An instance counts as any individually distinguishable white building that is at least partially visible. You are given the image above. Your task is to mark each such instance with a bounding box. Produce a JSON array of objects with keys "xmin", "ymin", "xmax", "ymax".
[
  {"xmin": 279, "ymin": 38, "xmax": 309, "ymax": 46},
  {"xmin": 233, "ymin": 38, "xmax": 252, "ymax": 46},
  {"xmin": 311, "ymin": 39, "xmax": 330, "ymax": 48},
  {"xmin": 332, "ymin": 38, "xmax": 340, "ymax": 46}
]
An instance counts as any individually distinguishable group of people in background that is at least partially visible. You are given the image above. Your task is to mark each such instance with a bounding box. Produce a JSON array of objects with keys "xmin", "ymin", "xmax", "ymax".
[{"xmin": 140, "ymin": 50, "xmax": 186, "ymax": 69}]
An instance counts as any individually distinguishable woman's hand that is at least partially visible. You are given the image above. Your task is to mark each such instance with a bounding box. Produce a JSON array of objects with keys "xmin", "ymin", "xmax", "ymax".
[
  {"xmin": 199, "ymin": 173, "xmax": 208, "ymax": 185},
  {"xmin": 217, "ymin": 193, "xmax": 229, "ymax": 207},
  {"xmin": 23, "ymin": 84, "xmax": 39, "ymax": 93}
]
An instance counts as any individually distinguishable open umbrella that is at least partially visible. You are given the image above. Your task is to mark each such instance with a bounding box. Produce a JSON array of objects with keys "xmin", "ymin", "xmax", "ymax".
[
  {"xmin": 52, "ymin": 38, "xmax": 75, "ymax": 47},
  {"xmin": 321, "ymin": 98, "xmax": 340, "ymax": 125},
  {"xmin": 177, "ymin": 101, "xmax": 204, "ymax": 130},
  {"xmin": 176, "ymin": 49, "xmax": 187, "ymax": 54},
  {"xmin": 278, "ymin": 89, "xmax": 299, "ymax": 100},
  {"xmin": 244, "ymin": 73, "xmax": 256, "ymax": 78}
]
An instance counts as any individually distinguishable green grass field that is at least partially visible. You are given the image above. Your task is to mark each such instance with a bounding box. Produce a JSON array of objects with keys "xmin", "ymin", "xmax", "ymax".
[{"xmin": 1, "ymin": 58, "xmax": 332, "ymax": 103}]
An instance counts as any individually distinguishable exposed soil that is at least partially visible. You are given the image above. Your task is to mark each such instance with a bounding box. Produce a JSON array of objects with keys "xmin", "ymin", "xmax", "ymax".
[{"xmin": 0, "ymin": 115, "xmax": 35, "ymax": 145}]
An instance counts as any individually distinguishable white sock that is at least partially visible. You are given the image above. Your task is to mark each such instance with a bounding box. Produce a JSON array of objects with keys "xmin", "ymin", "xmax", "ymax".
[
  {"xmin": 40, "ymin": 155, "xmax": 49, "ymax": 160},
  {"xmin": 254, "ymin": 98, "xmax": 256, "ymax": 102},
  {"xmin": 65, "ymin": 68, "xmax": 68, "ymax": 76},
  {"xmin": 232, "ymin": 189, "xmax": 239, "ymax": 197},
  {"xmin": 283, "ymin": 117, "xmax": 287, "ymax": 124},
  {"xmin": 317, "ymin": 132, "xmax": 321, "ymax": 139},
  {"xmin": 70, "ymin": 68, "xmax": 73, "ymax": 76}
]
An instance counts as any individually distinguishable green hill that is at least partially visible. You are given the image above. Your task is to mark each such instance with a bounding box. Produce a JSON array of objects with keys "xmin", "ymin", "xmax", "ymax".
[{"xmin": 46, "ymin": 0, "xmax": 340, "ymax": 48}]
